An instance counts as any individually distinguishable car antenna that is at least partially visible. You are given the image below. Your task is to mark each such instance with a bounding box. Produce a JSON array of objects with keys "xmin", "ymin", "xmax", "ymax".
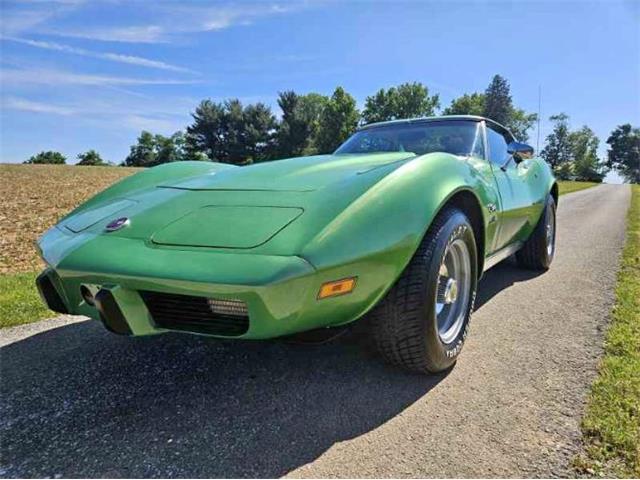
[{"xmin": 536, "ymin": 85, "xmax": 542, "ymax": 153}]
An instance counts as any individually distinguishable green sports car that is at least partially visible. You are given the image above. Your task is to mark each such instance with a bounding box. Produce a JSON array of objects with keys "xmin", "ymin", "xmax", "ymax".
[{"xmin": 36, "ymin": 115, "xmax": 557, "ymax": 373}]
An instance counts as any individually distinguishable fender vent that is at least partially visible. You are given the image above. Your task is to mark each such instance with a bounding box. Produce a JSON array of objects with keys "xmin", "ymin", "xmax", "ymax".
[{"xmin": 139, "ymin": 291, "xmax": 249, "ymax": 336}]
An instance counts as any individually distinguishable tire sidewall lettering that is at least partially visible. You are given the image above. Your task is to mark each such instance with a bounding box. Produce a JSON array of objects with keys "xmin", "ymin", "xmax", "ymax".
[{"xmin": 438, "ymin": 220, "xmax": 477, "ymax": 360}]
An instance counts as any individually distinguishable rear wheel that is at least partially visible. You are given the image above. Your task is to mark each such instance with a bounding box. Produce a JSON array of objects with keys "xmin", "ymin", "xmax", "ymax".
[
  {"xmin": 369, "ymin": 207, "xmax": 478, "ymax": 373},
  {"xmin": 516, "ymin": 194, "xmax": 556, "ymax": 270}
]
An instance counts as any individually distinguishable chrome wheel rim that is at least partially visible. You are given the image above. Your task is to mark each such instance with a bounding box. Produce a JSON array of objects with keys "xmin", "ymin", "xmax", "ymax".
[
  {"xmin": 546, "ymin": 209, "xmax": 555, "ymax": 257},
  {"xmin": 435, "ymin": 238, "xmax": 471, "ymax": 344}
]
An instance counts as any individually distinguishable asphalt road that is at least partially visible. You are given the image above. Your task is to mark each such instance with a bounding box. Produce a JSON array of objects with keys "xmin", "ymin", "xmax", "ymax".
[{"xmin": 0, "ymin": 184, "xmax": 631, "ymax": 478}]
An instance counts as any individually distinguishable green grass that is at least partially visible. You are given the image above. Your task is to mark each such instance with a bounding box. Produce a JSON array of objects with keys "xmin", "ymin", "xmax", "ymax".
[
  {"xmin": 0, "ymin": 272, "xmax": 53, "ymax": 328},
  {"xmin": 558, "ymin": 180, "xmax": 599, "ymax": 195},
  {"xmin": 575, "ymin": 184, "xmax": 640, "ymax": 477}
]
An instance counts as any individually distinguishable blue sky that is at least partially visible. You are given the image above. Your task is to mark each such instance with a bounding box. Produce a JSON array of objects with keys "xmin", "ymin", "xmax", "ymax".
[{"xmin": 1, "ymin": 0, "xmax": 638, "ymax": 175}]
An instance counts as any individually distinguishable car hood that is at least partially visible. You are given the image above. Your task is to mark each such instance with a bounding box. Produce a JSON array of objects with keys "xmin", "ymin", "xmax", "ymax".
[
  {"xmin": 56, "ymin": 152, "xmax": 418, "ymax": 252},
  {"xmin": 159, "ymin": 152, "xmax": 415, "ymax": 192}
]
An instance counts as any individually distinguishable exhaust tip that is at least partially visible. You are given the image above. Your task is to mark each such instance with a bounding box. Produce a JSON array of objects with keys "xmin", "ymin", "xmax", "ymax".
[
  {"xmin": 80, "ymin": 285, "xmax": 95, "ymax": 306},
  {"xmin": 94, "ymin": 289, "xmax": 132, "ymax": 335}
]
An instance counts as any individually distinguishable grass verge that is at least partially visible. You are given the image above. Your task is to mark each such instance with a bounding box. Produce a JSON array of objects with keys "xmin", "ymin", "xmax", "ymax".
[
  {"xmin": 0, "ymin": 272, "xmax": 53, "ymax": 328},
  {"xmin": 558, "ymin": 180, "xmax": 599, "ymax": 195},
  {"xmin": 575, "ymin": 184, "xmax": 640, "ymax": 477}
]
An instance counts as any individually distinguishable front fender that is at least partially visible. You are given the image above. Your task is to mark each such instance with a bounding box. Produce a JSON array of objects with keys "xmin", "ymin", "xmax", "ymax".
[
  {"xmin": 302, "ymin": 153, "xmax": 496, "ymax": 281},
  {"xmin": 537, "ymin": 158, "xmax": 557, "ymax": 202}
]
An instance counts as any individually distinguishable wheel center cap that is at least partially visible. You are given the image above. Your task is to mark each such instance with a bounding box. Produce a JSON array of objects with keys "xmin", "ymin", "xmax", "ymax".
[{"xmin": 444, "ymin": 278, "xmax": 458, "ymax": 304}]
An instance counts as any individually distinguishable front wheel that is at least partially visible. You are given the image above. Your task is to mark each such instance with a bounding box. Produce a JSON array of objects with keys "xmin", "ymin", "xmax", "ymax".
[
  {"xmin": 516, "ymin": 194, "xmax": 556, "ymax": 271},
  {"xmin": 369, "ymin": 207, "xmax": 478, "ymax": 373}
]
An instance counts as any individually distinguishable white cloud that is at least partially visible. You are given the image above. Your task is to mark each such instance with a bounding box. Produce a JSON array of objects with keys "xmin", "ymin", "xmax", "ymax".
[
  {"xmin": 100, "ymin": 52, "xmax": 194, "ymax": 73},
  {"xmin": 2, "ymin": 94, "xmax": 192, "ymax": 130},
  {"xmin": 46, "ymin": 2, "xmax": 310, "ymax": 43},
  {"xmin": 14, "ymin": 0, "xmax": 87, "ymax": 4},
  {"xmin": 0, "ymin": 9, "xmax": 55, "ymax": 36},
  {"xmin": 2, "ymin": 95, "xmax": 189, "ymax": 143},
  {"xmin": 3, "ymin": 36, "xmax": 196, "ymax": 73},
  {"xmin": 3, "ymin": 96, "xmax": 75, "ymax": 115},
  {"xmin": 1, "ymin": 0, "xmax": 84, "ymax": 36},
  {"xmin": 122, "ymin": 114, "xmax": 184, "ymax": 134},
  {"xmin": 53, "ymin": 25, "xmax": 168, "ymax": 44},
  {"xmin": 0, "ymin": 67, "xmax": 199, "ymax": 86}
]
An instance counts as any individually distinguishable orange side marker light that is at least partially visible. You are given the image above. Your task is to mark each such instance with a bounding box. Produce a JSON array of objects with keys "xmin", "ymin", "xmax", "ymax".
[{"xmin": 317, "ymin": 277, "xmax": 357, "ymax": 299}]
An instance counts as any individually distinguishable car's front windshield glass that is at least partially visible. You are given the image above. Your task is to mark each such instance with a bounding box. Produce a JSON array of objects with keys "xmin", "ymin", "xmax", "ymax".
[{"xmin": 335, "ymin": 120, "xmax": 484, "ymax": 158}]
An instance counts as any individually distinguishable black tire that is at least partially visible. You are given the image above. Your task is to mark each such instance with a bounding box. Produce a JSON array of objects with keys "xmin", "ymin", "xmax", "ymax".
[
  {"xmin": 516, "ymin": 194, "xmax": 556, "ymax": 271},
  {"xmin": 369, "ymin": 207, "xmax": 478, "ymax": 373}
]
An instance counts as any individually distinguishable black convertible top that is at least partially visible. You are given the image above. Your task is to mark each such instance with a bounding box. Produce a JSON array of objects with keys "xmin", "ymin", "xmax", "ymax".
[{"xmin": 360, "ymin": 115, "xmax": 514, "ymax": 138}]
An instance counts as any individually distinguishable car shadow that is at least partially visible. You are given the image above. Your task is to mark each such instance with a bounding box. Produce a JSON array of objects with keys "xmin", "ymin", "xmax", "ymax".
[
  {"xmin": 475, "ymin": 258, "xmax": 544, "ymax": 311},
  {"xmin": 0, "ymin": 321, "xmax": 445, "ymax": 478},
  {"xmin": 0, "ymin": 259, "xmax": 542, "ymax": 478}
]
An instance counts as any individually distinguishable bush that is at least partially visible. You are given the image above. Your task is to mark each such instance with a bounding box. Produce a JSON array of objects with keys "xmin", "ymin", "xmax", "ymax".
[
  {"xmin": 76, "ymin": 150, "xmax": 107, "ymax": 166},
  {"xmin": 24, "ymin": 151, "xmax": 66, "ymax": 165}
]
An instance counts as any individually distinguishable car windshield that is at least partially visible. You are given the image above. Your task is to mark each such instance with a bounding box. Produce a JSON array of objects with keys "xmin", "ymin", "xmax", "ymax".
[{"xmin": 335, "ymin": 120, "xmax": 484, "ymax": 157}]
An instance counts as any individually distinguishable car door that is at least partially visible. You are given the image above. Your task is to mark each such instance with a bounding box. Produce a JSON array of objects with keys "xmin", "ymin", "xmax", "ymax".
[{"xmin": 485, "ymin": 123, "xmax": 535, "ymax": 252}]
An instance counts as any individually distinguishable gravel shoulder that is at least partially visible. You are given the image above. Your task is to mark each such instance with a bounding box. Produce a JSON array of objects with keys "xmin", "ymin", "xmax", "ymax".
[{"xmin": 0, "ymin": 184, "xmax": 631, "ymax": 478}]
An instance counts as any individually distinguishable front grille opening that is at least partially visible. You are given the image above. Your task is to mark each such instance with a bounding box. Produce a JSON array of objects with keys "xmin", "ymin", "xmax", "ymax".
[{"xmin": 139, "ymin": 290, "xmax": 249, "ymax": 336}]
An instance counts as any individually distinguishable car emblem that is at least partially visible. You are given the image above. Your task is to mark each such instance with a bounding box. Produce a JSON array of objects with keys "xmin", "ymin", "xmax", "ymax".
[{"xmin": 105, "ymin": 217, "xmax": 130, "ymax": 232}]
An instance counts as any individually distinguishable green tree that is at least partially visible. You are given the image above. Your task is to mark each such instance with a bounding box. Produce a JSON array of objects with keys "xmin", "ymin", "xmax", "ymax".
[
  {"xmin": 298, "ymin": 93, "xmax": 330, "ymax": 155},
  {"xmin": 442, "ymin": 92, "xmax": 485, "ymax": 116},
  {"xmin": 570, "ymin": 126, "xmax": 606, "ymax": 182},
  {"xmin": 362, "ymin": 82, "xmax": 439, "ymax": 124},
  {"xmin": 361, "ymin": 88, "xmax": 395, "ymax": 124},
  {"xmin": 277, "ymin": 90, "xmax": 309, "ymax": 158},
  {"xmin": 606, "ymin": 124, "xmax": 640, "ymax": 184},
  {"xmin": 184, "ymin": 100, "xmax": 227, "ymax": 161},
  {"xmin": 541, "ymin": 114, "xmax": 573, "ymax": 178},
  {"xmin": 483, "ymin": 74, "xmax": 513, "ymax": 126},
  {"xmin": 315, "ymin": 87, "xmax": 359, "ymax": 154},
  {"xmin": 554, "ymin": 161, "xmax": 574, "ymax": 181},
  {"xmin": 185, "ymin": 99, "xmax": 276, "ymax": 164},
  {"xmin": 394, "ymin": 82, "xmax": 439, "ymax": 120},
  {"xmin": 442, "ymin": 78, "xmax": 536, "ymax": 141},
  {"xmin": 76, "ymin": 150, "xmax": 107, "ymax": 166},
  {"xmin": 276, "ymin": 91, "xmax": 329, "ymax": 157},
  {"xmin": 123, "ymin": 131, "xmax": 158, "ymax": 167},
  {"xmin": 541, "ymin": 115, "xmax": 607, "ymax": 181},
  {"xmin": 243, "ymin": 102, "xmax": 278, "ymax": 162},
  {"xmin": 222, "ymin": 99, "xmax": 249, "ymax": 162},
  {"xmin": 508, "ymin": 108, "xmax": 538, "ymax": 143},
  {"xmin": 123, "ymin": 131, "xmax": 191, "ymax": 167},
  {"xmin": 24, "ymin": 151, "xmax": 66, "ymax": 164},
  {"xmin": 155, "ymin": 132, "xmax": 187, "ymax": 164}
]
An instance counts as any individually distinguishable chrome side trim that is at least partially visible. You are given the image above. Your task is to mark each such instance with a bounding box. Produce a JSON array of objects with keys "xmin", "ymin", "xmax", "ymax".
[{"xmin": 483, "ymin": 241, "xmax": 523, "ymax": 272}]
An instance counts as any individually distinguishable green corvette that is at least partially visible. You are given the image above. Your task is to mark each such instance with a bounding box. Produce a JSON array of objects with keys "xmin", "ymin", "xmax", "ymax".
[{"xmin": 36, "ymin": 115, "xmax": 557, "ymax": 372}]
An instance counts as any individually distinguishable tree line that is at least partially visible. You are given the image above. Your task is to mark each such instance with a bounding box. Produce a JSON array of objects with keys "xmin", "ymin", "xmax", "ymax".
[
  {"xmin": 24, "ymin": 149, "xmax": 110, "ymax": 166},
  {"xmin": 23, "ymin": 74, "xmax": 640, "ymax": 183}
]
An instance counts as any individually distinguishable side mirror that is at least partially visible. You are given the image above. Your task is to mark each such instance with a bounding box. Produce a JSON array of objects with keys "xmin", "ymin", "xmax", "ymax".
[
  {"xmin": 501, "ymin": 142, "xmax": 534, "ymax": 171},
  {"xmin": 507, "ymin": 141, "xmax": 534, "ymax": 162}
]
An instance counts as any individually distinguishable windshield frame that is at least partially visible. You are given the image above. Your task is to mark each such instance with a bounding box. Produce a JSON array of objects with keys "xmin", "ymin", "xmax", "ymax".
[{"xmin": 334, "ymin": 119, "xmax": 487, "ymax": 160}]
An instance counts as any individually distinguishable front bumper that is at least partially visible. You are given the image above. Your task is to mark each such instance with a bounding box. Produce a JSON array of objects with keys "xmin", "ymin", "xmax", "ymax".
[{"xmin": 37, "ymin": 227, "xmax": 378, "ymax": 339}]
